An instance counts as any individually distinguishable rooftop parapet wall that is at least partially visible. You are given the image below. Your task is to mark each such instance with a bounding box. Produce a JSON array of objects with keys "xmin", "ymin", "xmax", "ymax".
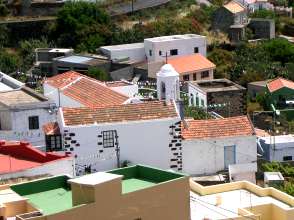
[{"xmin": 190, "ymin": 179, "xmax": 294, "ymax": 207}]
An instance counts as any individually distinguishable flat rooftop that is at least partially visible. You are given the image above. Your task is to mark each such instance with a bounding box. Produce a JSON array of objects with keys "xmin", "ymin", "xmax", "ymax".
[
  {"xmin": 191, "ymin": 189, "xmax": 291, "ymax": 220},
  {"xmin": 145, "ymin": 34, "xmax": 205, "ymax": 42},
  {"xmin": 100, "ymin": 42, "xmax": 144, "ymax": 51},
  {"xmin": 11, "ymin": 175, "xmax": 73, "ymax": 216},
  {"xmin": 0, "ymin": 90, "xmax": 42, "ymax": 106},
  {"xmin": 108, "ymin": 165, "xmax": 185, "ymax": 194},
  {"xmin": 56, "ymin": 55, "xmax": 108, "ymax": 65},
  {"xmin": 190, "ymin": 78, "xmax": 245, "ymax": 93},
  {"xmin": 36, "ymin": 48, "xmax": 73, "ymax": 53}
]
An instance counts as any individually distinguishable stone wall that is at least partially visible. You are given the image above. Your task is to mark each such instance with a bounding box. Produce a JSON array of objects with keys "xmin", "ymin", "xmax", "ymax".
[
  {"xmin": 207, "ymin": 89, "xmax": 247, "ymax": 117},
  {"xmin": 248, "ymin": 18, "xmax": 275, "ymax": 39}
]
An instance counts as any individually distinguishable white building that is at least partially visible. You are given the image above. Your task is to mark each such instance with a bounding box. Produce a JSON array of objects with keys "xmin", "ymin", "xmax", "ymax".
[
  {"xmin": 181, "ymin": 116, "xmax": 257, "ymax": 175},
  {"xmin": 236, "ymin": 0, "xmax": 273, "ymax": 13},
  {"xmin": 144, "ymin": 34, "xmax": 207, "ymax": 63},
  {"xmin": 58, "ymin": 101, "xmax": 181, "ymax": 175},
  {"xmin": 0, "ymin": 72, "xmax": 56, "ymax": 147},
  {"xmin": 258, "ymin": 135, "xmax": 294, "ymax": 162},
  {"xmin": 99, "ymin": 34, "xmax": 207, "ymax": 64},
  {"xmin": 43, "ymin": 71, "xmax": 137, "ymax": 108},
  {"xmin": 99, "ymin": 43, "xmax": 145, "ymax": 63}
]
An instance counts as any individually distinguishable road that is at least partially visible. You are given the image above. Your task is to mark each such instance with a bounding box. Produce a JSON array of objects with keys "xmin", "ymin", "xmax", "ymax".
[{"xmin": 108, "ymin": 0, "xmax": 171, "ymax": 16}]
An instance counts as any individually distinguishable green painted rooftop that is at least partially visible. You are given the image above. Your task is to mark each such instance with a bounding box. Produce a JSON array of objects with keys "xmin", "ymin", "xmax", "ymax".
[{"xmin": 10, "ymin": 165, "xmax": 186, "ymax": 215}]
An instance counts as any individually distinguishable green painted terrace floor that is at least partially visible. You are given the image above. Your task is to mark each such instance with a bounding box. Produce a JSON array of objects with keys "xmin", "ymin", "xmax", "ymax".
[
  {"xmin": 24, "ymin": 187, "xmax": 73, "ymax": 215},
  {"xmin": 121, "ymin": 178, "xmax": 157, "ymax": 194}
]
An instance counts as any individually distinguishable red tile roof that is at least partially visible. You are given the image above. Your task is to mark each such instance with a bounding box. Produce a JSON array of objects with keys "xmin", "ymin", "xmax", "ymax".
[
  {"xmin": 167, "ymin": 54, "xmax": 215, "ymax": 75},
  {"xmin": 42, "ymin": 122, "xmax": 60, "ymax": 135},
  {"xmin": 44, "ymin": 71, "xmax": 129, "ymax": 108},
  {"xmin": 0, "ymin": 140, "xmax": 70, "ymax": 174},
  {"xmin": 267, "ymin": 77, "xmax": 294, "ymax": 93},
  {"xmin": 224, "ymin": 1, "xmax": 246, "ymax": 14},
  {"xmin": 62, "ymin": 101, "xmax": 178, "ymax": 126},
  {"xmin": 182, "ymin": 116, "xmax": 255, "ymax": 140}
]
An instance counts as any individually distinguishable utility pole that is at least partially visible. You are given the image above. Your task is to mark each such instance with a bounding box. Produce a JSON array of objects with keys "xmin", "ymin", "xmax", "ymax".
[{"xmin": 131, "ymin": 0, "xmax": 134, "ymax": 13}]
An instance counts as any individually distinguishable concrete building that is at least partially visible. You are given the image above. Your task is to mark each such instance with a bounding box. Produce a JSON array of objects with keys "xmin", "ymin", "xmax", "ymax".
[
  {"xmin": 144, "ymin": 34, "xmax": 207, "ymax": 63},
  {"xmin": 212, "ymin": 1, "xmax": 248, "ymax": 33},
  {"xmin": 190, "ymin": 179, "xmax": 294, "ymax": 220},
  {"xmin": 258, "ymin": 135, "xmax": 294, "ymax": 162},
  {"xmin": 182, "ymin": 116, "xmax": 257, "ymax": 175},
  {"xmin": 0, "ymin": 72, "xmax": 57, "ymax": 147},
  {"xmin": 34, "ymin": 48, "xmax": 74, "ymax": 76},
  {"xmin": 187, "ymin": 78, "xmax": 247, "ymax": 117},
  {"xmin": 236, "ymin": 0, "xmax": 274, "ymax": 13},
  {"xmin": 247, "ymin": 80, "xmax": 267, "ymax": 99},
  {"xmin": 0, "ymin": 165, "xmax": 190, "ymax": 220},
  {"xmin": 52, "ymin": 54, "xmax": 110, "ymax": 75},
  {"xmin": 0, "ymin": 140, "xmax": 74, "ymax": 180},
  {"xmin": 99, "ymin": 43, "xmax": 145, "ymax": 63}
]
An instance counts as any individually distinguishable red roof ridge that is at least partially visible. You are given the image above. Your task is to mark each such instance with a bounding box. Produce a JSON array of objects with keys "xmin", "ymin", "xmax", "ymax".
[{"xmin": 267, "ymin": 77, "xmax": 294, "ymax": 93}]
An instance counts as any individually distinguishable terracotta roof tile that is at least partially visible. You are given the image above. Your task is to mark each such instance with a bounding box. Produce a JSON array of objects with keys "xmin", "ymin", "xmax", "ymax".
[
  {"xmin": 167, "ymin": 54, "xmax": 215, "ymax": 75},
  {"xmin": 42, "ymin": 122, "xmax": 60, "ymax": 135},
  {"xmin": 62, "ymin": 101, "xmax": 179, "ymax": 126},
  {"xmin": 267, "ymin": 77, "xmax": 294, "ymax": 93},
  {"xmin": 224, "ymin": 1, "xmax": 246, "ymax": 13},
  {"xmin": 44, "ymin": 71, "xmax": 128, "ymax": 108},
  {"xmin": 182, "ymin": 116, "xmax": 255, "ymax": 140}
]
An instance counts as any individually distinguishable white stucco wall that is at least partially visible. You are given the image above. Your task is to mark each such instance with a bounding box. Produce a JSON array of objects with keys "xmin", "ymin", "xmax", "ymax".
[
  {"xmin": 60, "ymin": 117, "xmax": 181, "ymax": 174},
  {"xmin": 110, "ymin": 84, "xmax": 139, "ymax": 98},
  {"xmin": 188, "ymin": 84, "xmax": 207, "ymax": 107},
  {"xmin": 144, "ymin": 35, "xmax": 207, "ymax": 63},
  {"xmin": 100, "ymin": 43, "xmax": 146, "ymax": 63},
  {"xmin": 270, "ymin": 147, "xmax": 294, "ymax": 162},
  {"xmin": 0, "ymin": 108, "xmax": 56, "ymax": 146},
  {"xmin": 43, "ymin": 83, "xmax": 83, "ymax": 108},
  {"xmin": 0, "ymin": 157, "xmax": 75, "ymax": 180},
  {"xmin": 182, "ymin": 135, "xmax": 257, "ymax": 175}
]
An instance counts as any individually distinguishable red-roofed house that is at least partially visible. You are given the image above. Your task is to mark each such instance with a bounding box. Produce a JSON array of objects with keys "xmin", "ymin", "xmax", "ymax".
[
  {"xmin": 266, "ymin": 77, "xmax": 294, "ymax": 111},
  {"xmin": 0, "ymin": 140, "xmax": 74, "ymax": 180},
  {"xmin": 181, "ymin": 116, "xmax": 257, "ymax": 177},
  {"xmin": 54, "ymin": 101, "xmax": 182, "ymax": 175},
  {"xmin": 167, "ymin": 54, "xmax": 215, "ymax": 81},
  {"xmin": 43, "ymin": 71, "xmax": 138, "ymax": 109}
]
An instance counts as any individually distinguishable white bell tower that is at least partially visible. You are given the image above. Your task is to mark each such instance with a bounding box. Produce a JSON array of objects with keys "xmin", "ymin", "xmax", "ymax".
[{"xmin": 156, "ymin": 64, "xmax": 180, "ymax": 102}]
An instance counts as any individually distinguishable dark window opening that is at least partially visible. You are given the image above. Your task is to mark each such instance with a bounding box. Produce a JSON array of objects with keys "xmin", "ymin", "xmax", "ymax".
[
  {"xmin": 201, "ymin": 71, "xmax": 209, "ymax": 78},
  {"xmin": 183, "ymin": 74, "xmax": 190, "ymax": 81},
  {"xmin": 193, "ymin": 73, "xmax": 197, "ymax": 81},
  {"xmin": 46, "ymin": 135, "xmax": 62, "ymax": 151},
  {"xmin": 194, "ymin": 47, "xmax": 199, "ymax": 53},
  {"xmin": 170, "ymin": 49, "xmax": 178, "ymax": 56},
  {"xmin": 283, "ymin": 156, "xmax": 293, "ymax": 161},
  {"xmin": 103, "ymin": 130, "xmax": 115, "ymax": 148},
  {"xmin": 159, "ymin": 50, "xmax": 162, "ymax": 56},
  {"xmin": 149, "ymin": 50, "xmax": 152, "ymax": 56},
  {"xmin": 29, "ymin": 116, "xmax": 39, "ymax": 130}
]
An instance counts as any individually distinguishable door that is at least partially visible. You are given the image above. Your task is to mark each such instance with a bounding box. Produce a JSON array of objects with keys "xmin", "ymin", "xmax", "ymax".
[{"xmin": 224, "ymin": 145, "xmax": 236, "ymax": 169}]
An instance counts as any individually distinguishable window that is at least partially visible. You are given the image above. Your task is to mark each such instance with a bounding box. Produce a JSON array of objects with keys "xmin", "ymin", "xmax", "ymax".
[
  {"xmin": 194, "ymin": 47, "xmax": 199, "ymax": 53},
  {"xmin": 283, "ymin": 156, "xmax": 293, "ymax": 161},
  {"xmin": 196, "ymin": 97, "xmax": 199, "ymax": 106},
  {"xmin": 46, "ymin": 135, "xmax": 62, "ymax": 151},
  {"xmin": 170, "ymin": 49, "xmax": 178, "ymax": 56},
  {"xmin": 201, "ymin": 71, "xmax": 209, "ymax": 79},
  {"xmin": 201, "ymin": 99, "xmax": 204, "ymax": 106},
  {"xmin": 193, "ymin": 73, "xmax": 197, "ymax": 81},
  {"xmin": 159, "ymin": 50, "xmax": 162, "ymax": 56},
  {"xmin": 190, "ymin": 94, "xmax": 194, "ymax": 106},
  {"xmin": 183, "ymin": 74, "xmax": 190, "ymax": 81},
  {"xmin": 28, "ymin": 116, "xmax": 39, "ymax": 130},
  {"xmin": 103, "ymin": 130, "xmax": 115, "ymax": 148},
  {"xmin": 149, "ymin": 50, "xmax": 152, "ymax": 56}
]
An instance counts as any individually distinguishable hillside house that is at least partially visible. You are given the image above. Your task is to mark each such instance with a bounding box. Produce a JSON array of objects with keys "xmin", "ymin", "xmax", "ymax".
[
  {"xmin": 0, "ymin": 72, "xmax": 57, "ymax": 147},
  {"xmin": 187, "ymin": 78, "xmax": 247, "ymax": 117},
  {"xmin": 182, "ymin": 116, "xmax": 257, "ymax": 176}
]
